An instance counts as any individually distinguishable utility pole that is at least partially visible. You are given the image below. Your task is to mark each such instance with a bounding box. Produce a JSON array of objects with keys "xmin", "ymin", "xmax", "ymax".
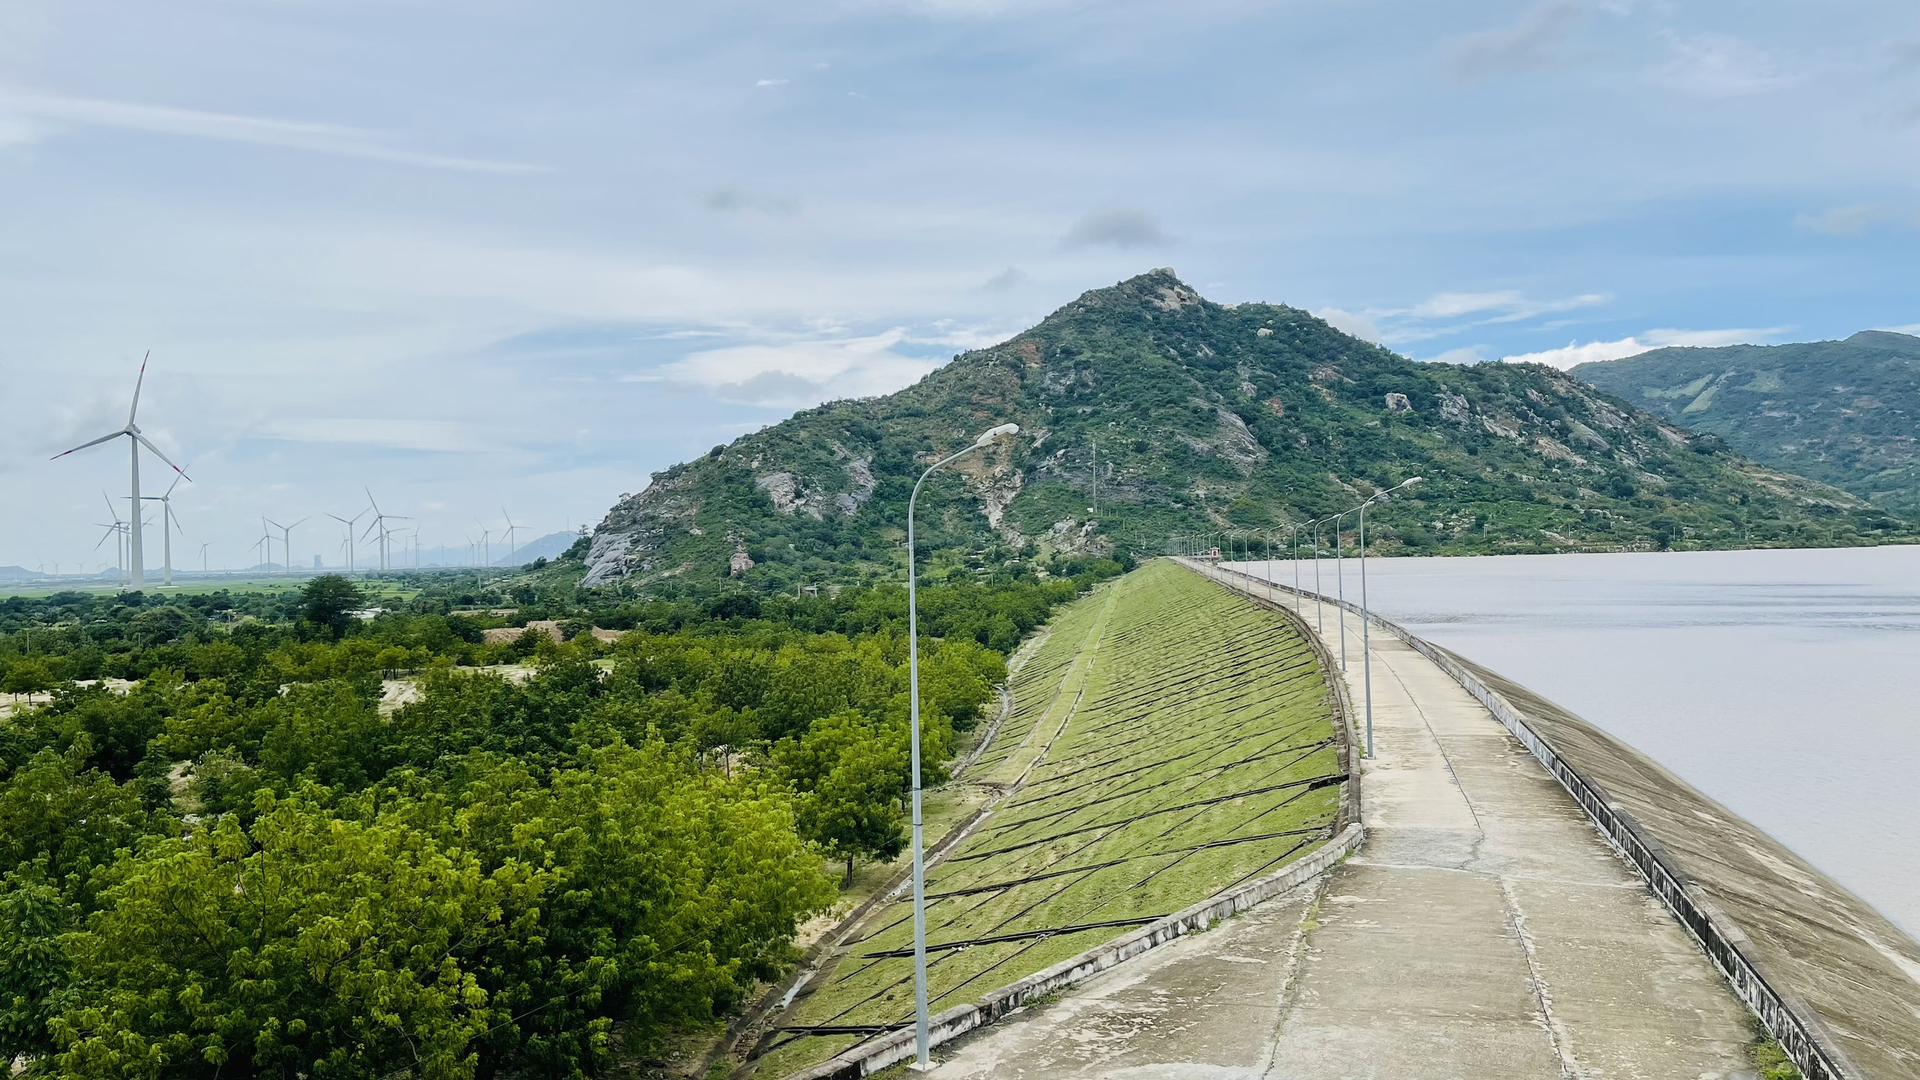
[{"xmin": 1091, "ymin": 437, "xmax": 1098, "ymax": 519}]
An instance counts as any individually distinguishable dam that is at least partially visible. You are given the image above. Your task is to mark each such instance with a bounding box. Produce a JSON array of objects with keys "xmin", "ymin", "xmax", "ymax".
[{"xmin": 753, "ymin": 559, "xmax": 1920, "ymax": 1080}]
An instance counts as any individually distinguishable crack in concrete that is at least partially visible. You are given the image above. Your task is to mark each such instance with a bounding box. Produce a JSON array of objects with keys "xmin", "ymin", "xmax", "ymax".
[{"xmin": 1500, "ymin": 874, "xmax": 1582, "ymax": 1079}]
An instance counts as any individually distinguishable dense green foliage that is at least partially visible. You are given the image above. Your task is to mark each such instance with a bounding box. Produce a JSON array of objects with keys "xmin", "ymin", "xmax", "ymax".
[
  {"xmin": 1572, "ymin": 331, "xmax": 1920, "ymax": 518},
  {"xmin": 0, "ymin": 559, "xmax": 1123, "ymax": 1078},
  {"xmin": 569, "ymin": 271, "xmax": 1909, "ymax": 592}
]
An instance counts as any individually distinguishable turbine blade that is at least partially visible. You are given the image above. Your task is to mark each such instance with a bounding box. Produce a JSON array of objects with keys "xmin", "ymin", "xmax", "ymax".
[
  {"xmin": 164, "ymin": 473, "xmax": 183, "ymax": 498},
  {"xmin": 128, "ymin": 351, "xmax": 149, "ymax": 427},
  {"xmin": 51, "ymin": 430, "xmax": 126, "ymax": 459},
  {"xmin": 131, "ymin": 433, "xmax": 189, "ymax": 479}
]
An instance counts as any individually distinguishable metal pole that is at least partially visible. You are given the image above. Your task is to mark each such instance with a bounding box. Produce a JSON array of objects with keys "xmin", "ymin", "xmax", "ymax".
[
  {"xmin": 904, "ymin": 426, "xmax": 1014, "ymax": 1070},
  {"xmin": 1360, "ymin": 499, "xmax": 1374, "ymax": 758},
  {"xmin": 1312, "ymin": 519, "xmax": 1324, "ymax": 636},
  {"xmin": 1335, "ymin": 512, "xmax": 1348, "ymax": 672}
]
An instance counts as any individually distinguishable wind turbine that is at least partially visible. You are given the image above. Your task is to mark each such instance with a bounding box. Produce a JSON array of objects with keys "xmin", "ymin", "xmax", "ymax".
[
  {"xmin": 328, "ymin": 509, "xmax": 368, "ymax": 574},
  {"xmin": 475, "ymin": 520, "xmax": 493, "ymax": 568},
  {"xmin": 93, "ymin": 520, "xmax": 126, "ymax": 585},
  {"xmin": 138, "ymin": 474, "xmax": 187, "ymax": 586},
  {"xmin": 500, "ymin": 508, "xmax": 527, "ymax": 563},
  {"xmin": 198, "ymin": 542, "xmax": 212, "ymax": 573},
  {"xmin": 363, "ymin": 489, "xmax": 410, "ymax": 571},
  {"xmin": 266, "ymin": 517, "xmax": 309, "ymax": 577},
  {"xmin": 96, "ymin": 493, "xmax": 129, "ymax": 585},
  {"xmin": 51, "ymin": 352, "xmax": 189, "ymax": 589}
]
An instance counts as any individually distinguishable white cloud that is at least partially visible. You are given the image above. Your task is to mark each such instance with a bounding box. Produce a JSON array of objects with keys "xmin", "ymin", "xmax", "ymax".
[
  {"xmin": 1651, "ymin": 33, "xmax": 1794, "ymax": 99},
  {"xmin": 257, "ymin": 418, "xmax": 501, "ymax": 453},
  {"xmin": 1061, "ymin": 206, "xmax": 1171, "ymax": 248},
  {"xmin": 1424, "ymin": 346, "xmax": 1488, "ymax": 364},
  {"xmin": 1795, "ymin": 204, "xmax": 1890, "ymax": 236},
  {"xmin": 0, "ymin": 88, "xmax": 542, "ymax": 172},
  {"xmin": 1874, "ymin": 323, "xmax": 1920, "ymax": 336},
  {"xmin": 1313, "ymin": 307, "xmax": 1382, "ymax": 343},
  {"xmin": 755, "ymin": 78, "xmax": 789, "ymax": 88},
  {"xmin": 1401, "ymin": 290, "xmax": 1608, "ymax": 321},
  {"xmin": 1447, "ymin": 2, "xmax": 1583, "ymax": 84},
  {"xmin": 658, "ymin": 331, "xmax": 943, "ymax": 408},
  {"xmin": 1502, "ymin": 327, "xmax": 1784, "ymax": 369}
]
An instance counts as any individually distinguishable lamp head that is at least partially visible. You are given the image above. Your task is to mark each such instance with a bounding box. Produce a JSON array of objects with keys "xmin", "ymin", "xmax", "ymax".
[
  {"xmin": 974, "ymin": 422, "xmax": 1021, "ymax": 447},
  {"xmin": 1401, "ymin": 476, "xmax": 1423, "ymax": 489}
]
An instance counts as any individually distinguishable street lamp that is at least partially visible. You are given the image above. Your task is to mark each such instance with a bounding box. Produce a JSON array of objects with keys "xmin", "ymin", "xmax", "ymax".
[
  {"xmin": 1332, "ymin": 509, "xmax": 1353, "ymax": 672},
  {"xmin": 1355, "ymin": 476, "xmax": 1422, "ymax": 758},
  {"xmin": 906, "ymin": 421, "xmax": 1020, "ymax": 1070}
]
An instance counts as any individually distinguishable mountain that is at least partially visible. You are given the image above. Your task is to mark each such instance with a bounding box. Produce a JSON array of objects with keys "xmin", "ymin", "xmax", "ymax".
[
  {"xmin": 574, "ymin": 271, "xmax": 1908, "ymax": 591},
  {"xmin": 494, "ymin": 530, "xmax": 582, "ymax": 567},
  {"xmin": 1571, "ymin": 331, "xmax": 1920, "ymax": 517},
  {"xmin": 0, "ymin": 566, "xmax": 43, "ymax": 583}
]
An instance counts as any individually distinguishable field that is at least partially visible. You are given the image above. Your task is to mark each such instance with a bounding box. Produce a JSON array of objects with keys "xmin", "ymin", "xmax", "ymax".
[
  {"xmin": 0, "ymin": 576, "xmax": 420, "ymax": 602},
  {"xmin": 750, "ymin": 559, "xmax": 1346, "ymax": 1076}
]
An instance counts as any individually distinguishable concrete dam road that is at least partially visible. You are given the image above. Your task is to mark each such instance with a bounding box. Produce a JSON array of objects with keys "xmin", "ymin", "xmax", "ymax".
[{"xmin": 928, "ymin": 586, "xmax": 1753, "ymax": 1080}]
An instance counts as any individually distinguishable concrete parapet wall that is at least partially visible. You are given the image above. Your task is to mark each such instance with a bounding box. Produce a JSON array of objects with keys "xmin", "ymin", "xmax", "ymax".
[
  {"xmin": 782, "ymin": 822, "xmax": 1363, "ymax": 1080},
  {"xmin": 1196, "ymin": 560, "xmax": 1910, "ymax": 1080}
]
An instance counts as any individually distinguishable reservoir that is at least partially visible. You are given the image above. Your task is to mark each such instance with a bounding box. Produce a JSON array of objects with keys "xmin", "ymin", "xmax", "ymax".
[{"xmin": 1233, "ymin": 545, "xmax": 1920, "ymax": 935}]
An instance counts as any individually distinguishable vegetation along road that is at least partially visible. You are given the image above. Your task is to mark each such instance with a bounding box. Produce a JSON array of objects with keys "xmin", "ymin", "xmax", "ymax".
[{"xmin": 751, "ymin": 559, "xmax": 1348, "ymax": 1078}]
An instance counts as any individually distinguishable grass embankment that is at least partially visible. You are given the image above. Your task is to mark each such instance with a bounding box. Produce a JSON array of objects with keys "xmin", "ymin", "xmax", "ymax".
[{"xmin": 752, "ymin": 559, "xmax": 1344, "ymax": 1076}]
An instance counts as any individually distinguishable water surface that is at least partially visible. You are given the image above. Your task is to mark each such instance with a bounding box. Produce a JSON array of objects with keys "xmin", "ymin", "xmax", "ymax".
[{"xmin": 1233, "ymin": 546, "xmax": 1920, "ymax": 935}]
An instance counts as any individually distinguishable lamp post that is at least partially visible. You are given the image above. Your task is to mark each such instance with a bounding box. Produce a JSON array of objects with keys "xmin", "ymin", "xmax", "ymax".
[
  {"xmin": 906, "ymin": 421, "xmax": 1020, "ymax": 1070},
  {"xmin": 1333, "ymin": 509, "xmax": 1354, "ymax": 672},
  {"xmin": 1354, "ymin": 477, "xmax": 1422, "ymax": 758}
]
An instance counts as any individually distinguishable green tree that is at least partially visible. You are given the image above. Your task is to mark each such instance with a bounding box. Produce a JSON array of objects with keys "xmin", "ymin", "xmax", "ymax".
[
  {"xmin": 775, "ymin": 710, "xmax": 908, "ymax": 883},
  {"xmin": 53, "ymin": 791, "xmax": 543, "ymax": 1080},
  {"xmin": 2, "ymin": 659, "xmax": 55, "ymax": 702},
  {"xmin": 300, "ymin": 576, "xmax": 364, "ymax": 641},
  {"xmin": 0, "ymin": 871, "xmax": 72, "ymax": 1066}
]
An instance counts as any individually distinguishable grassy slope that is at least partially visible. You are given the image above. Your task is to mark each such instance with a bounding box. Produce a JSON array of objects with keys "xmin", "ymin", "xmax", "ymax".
[
  {"xmin": 751, "ymin": 560, "xmax": 1343, "ymax": 1076},
  {"xmin": 1572, "ymin": 331, "xmax": 1920, "ymax": 518}
]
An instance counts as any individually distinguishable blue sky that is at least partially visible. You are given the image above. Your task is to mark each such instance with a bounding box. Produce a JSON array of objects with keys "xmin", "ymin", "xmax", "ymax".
[{"xmin": 3, "ymin": 0, "xmax": 1917, "ymax": 572}]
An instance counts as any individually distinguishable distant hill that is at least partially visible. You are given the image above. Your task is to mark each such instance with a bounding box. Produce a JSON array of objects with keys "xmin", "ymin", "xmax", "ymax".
[
  {"xmin": 1572, "ymin": 331, "xmax": 1920, "ymax": 517},
  {"xmin": 572, "ymin": 271, "xmax": 1907, "ymax": 591},
  {"xmin": 495, "ymin": 530, "xmax": 580, "ymax": 566},
  {"xmin": 0, "ymin": 566, "xmax": 43, "ymax": 583}
]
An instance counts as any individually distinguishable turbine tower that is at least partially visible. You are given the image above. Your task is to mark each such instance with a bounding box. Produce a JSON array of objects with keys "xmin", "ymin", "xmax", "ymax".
[
  {"xmin": 51, "ymin": 353, "xmax": 190, "ymax": 589},
  {"xmin": 363, "ymin": 489, "xmax": 410, "ymax": 571},
  {"xmin": 138, "ymin": 474, "xmax": 187, "ymax": 586},
  {"xmin": 328, "ymin": 509, "xmax": 368, "ymax": 574},
  {"xmin": 500, "ymin": 508, "xmax": 526, "ymax": 564},
  {"xmin": 266, "ymin": 517, "xmax": 309, "ymax": 577}
]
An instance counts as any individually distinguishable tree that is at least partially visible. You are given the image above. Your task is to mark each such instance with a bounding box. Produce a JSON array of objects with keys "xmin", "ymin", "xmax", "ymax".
[
  {"xmin": 0, "ymin": 871, "xmax": 71, "ymax": 1067},
  {"xmin": 300, "ymin": 576, "xmax": 364, "ymax": 641},
  {"xmin": 775, "ymin": 710, "xmax": 908, "ymax": 883},
  {"xmin": 1, "ymin": 659, "xmax": 54, "ymax": 702}
]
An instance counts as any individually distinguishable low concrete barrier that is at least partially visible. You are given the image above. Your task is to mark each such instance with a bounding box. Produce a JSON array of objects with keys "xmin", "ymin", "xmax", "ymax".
[
  {"xmin": 782, "ymin": 822, "xmax": 1363, "ymax": 1080},
  {"xmin": 1198, "ymin": 560, "xmax": 1859, "ymax": 1080}
]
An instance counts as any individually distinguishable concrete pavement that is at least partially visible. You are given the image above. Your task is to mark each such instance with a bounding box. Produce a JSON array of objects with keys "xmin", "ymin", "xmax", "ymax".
[{"xmin": 925, "ymin": 572, "xmax": 1755, "ymax": 1080}]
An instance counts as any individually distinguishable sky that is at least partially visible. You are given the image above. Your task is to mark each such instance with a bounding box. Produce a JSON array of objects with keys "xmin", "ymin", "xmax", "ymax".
[{"xmin": 3, "ymin": 0, "xmax": 1917, "ymax": 574}]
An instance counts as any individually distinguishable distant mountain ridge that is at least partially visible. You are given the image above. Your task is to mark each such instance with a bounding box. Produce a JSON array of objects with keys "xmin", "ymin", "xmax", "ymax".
[
  {"xmin": 1572, "ymin": 331, "xmax": 1920, "ymax": 517},
  {"xmin": 574, "ymin": 271, "xmax": 1907, "ymax": 591}
]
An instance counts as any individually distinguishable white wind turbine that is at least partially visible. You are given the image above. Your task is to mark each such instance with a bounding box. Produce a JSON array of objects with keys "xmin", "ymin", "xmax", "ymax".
[
  {"xmin": 138, "ymin": 474, "xmax": 188, "ymax": 586},
  {"xmin": 51, "ymin": 353, "xmax": 189, "ymax": 590},
  {"xmin": 363, "ymin": 489, "xmax": 410, "ymax": 571},
  {"xmin": 500, "ymin": 508, "xmax": 527, "ymax": 563},
  {"xmin": 198, "ymin": 541, "xmax": 212, "ymax": 573},
  {"xmin": 475, "ymin": 520, "xmax": 493, "ymax": 567},
  {"xmin": 266, "ymin": 517, "xmax": 309, "ymax": 577},
  {"xmin": 328, "ymin": 509, "xmax": 368, "ymax": 574}
]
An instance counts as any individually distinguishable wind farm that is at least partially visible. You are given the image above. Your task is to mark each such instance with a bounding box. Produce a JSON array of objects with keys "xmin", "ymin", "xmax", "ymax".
[{"xmin": 16, "ymin": 355, "xmax": 578, "ymax": 594}]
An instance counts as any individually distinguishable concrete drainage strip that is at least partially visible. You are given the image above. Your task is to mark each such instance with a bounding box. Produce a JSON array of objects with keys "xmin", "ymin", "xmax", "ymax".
[
  {"xmin": 769, "ymin": 566, "xmax": 1366, "ymax": 1080},
  {"xmin": 1199, "ymin": 561, "xmax": 1857, "ymax": 1080}
]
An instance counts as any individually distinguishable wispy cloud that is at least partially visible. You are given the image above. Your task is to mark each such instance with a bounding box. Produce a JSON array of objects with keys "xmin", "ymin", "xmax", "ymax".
[
  {"xmin": 1650, "ymin": 33, "xmax": 1794, "ymax": 98},
  {"xmin": 1502, "ymin": 326, "xmax": 1786, "ymax": 369},
  {"xmin": 1313, "ymin": 307, "xmax": 1382, "ymax": 343},
  {"xmin": 657, "ymin": 331, "xmax": 942, "ymax": 408},
  {"xmin": 1061, "ymin": 206, "xmax": 1171, "ymax": 248},
  {"xmin": 1795, "ymin": 204, "xmax": 1895, "ymax": 236},
  {"xmin": 754, "ymin": 78, "xmax": 790, "ymax": 88},
  {"xmin": 0, "ymin": 89, "xmax": 543, "ymax": 173},
  {"xmin": 257, "ymin": 418, "xmax": 503, "ymax": 452},
  {"xmin": 1447, "ymin": 2, "xmax": 1584, "ymax": 84},
  {"xmin": 699, "ymin": 185, "xmax": 799, "ymax": 214}
]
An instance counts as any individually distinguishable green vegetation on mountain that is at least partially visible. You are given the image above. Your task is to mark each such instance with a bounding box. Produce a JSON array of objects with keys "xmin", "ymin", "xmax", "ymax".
[
  {"xmin": 575, "ymin": 271, "xmax": 1908, "ymax": 593},
  {"xmin": 1572, "ymin": 331, "xmax": 1920, "ymax": 518}
]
